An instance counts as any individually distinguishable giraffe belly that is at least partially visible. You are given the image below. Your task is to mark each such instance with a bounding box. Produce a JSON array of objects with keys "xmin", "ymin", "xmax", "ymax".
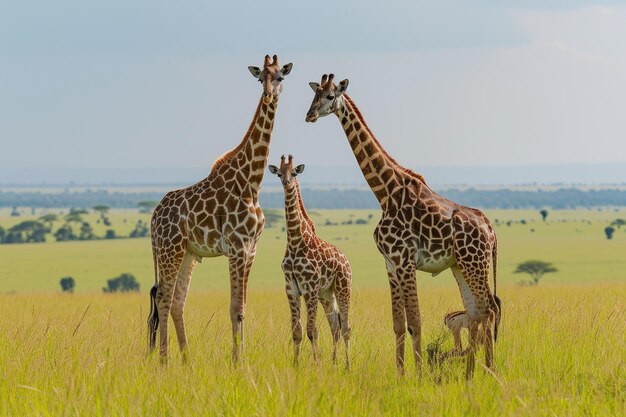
[
  {"xmin": 188, "ymin": 240, "xmax": 223, "ymax": 258},
  {"xmin": 415, "ymin": 249, "xmax": 455, "ymax": 274}
]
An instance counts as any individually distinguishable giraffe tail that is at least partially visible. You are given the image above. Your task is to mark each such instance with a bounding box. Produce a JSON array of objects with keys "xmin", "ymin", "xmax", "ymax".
[
  {"xmin": 148, "ymin": 284, "xmax": 159, "ymax": 352},
  {"xmin": 492, "ymin": 236, "xmax": 501, "ymax": 342}
]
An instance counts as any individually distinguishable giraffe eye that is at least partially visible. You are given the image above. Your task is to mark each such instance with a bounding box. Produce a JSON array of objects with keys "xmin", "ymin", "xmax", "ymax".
[
  {"xmin": 326, "ymin": 95, "xmax": 334, "ymax": 100},
  {"xmin": 277, "ymin": 77, "xmax": 284, "ymax": 82},
  {"xmin": 277, "ymin": 173, "xmax": 282, "ymax": 177}
]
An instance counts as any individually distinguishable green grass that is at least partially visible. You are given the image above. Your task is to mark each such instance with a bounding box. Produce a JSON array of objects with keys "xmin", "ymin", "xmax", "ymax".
[
  {"xmin": 0, "ymin": 286, "xmax": 624, "ymax": 416},
  {"xmin": 0, "ymin": 208, "xmax": 625, "ymax": 416},
  {"xmin": 0, "ymin": 208, "xmax": 624, "ymax": 293}
]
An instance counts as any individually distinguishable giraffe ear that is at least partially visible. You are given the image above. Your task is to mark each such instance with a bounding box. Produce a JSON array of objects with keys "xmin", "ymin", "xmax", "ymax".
[
  {"xmin": 294, "ymin": 164, "xmax": 305, "ymax": 175},
  {"xmin": 268, "ymin": 165, "xmax": 279, "ymax": 174},
  {"xmin": 281, "ymin": 63, "xmax": 293, "ymax": 76},
  {"xmin": 248, "ymin": 66, "xmax": 262, "ymax": 79},
  {"xmin": 309, "ymin": 82, "xmax": 320, "ymax": 92},
  {"xmin": 336, "ymin": 79, "xmax": 349, "ymax": 95}
]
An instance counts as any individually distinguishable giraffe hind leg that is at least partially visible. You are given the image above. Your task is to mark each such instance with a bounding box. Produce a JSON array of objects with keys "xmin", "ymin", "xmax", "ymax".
[
  {"xmin": 320, "ymin": 295, "xmax": 340, "ymax": 365},
  {"xmin": 170, "ymin": 251, "xmax": 197, "ymax": 363}
]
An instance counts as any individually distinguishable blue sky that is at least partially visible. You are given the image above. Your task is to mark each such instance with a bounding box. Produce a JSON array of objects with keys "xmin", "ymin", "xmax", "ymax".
[{"xmin": 1, "ymin": 1, "xmax": 625, "ymax": 184}]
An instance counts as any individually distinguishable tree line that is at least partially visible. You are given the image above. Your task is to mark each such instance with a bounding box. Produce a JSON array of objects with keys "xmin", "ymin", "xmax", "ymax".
[{"xmin": 2, "ymin": 187, "xmax": 626, "ymax": 210}]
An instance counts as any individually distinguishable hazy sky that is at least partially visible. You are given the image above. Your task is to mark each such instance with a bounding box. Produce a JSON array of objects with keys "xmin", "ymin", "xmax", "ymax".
[{"xmin": 1, "ymin": 1, "xmax": 625, "ymax": 184}]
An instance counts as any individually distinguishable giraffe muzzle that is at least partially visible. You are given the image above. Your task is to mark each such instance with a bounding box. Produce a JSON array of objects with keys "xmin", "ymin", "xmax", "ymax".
[
  {"xmin": 263, "ymin": 93, "xmax": 273, "ymax": 105},
  {"xmin": 305, "ymin": 111, "xmax": 318, "ymax": 123}
]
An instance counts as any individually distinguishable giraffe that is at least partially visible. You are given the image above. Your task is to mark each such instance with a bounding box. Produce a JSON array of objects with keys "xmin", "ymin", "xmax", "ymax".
[
  {"xmin": 305, "ymin": 74, "xmax": 500, "ymax": 379},
  {"xmin": 147, "ymin": 55, "xmax": 293, "ymax": 364},
  {"xmin": 268, "ymin": 155, "xmax": 352, "ymax": 369},
  {"xmin": 439, "ymin": 293, "xmax": 501, "ymax": 363}
]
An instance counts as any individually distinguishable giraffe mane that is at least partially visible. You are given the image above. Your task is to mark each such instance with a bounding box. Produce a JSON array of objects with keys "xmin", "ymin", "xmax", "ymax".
[
  {"xmin": 211, "ymin": 97, "xmax": 263, "ymax": 172},
  {"xmin": 343, "ymin": 94, "xmax": 426, "ymax": 184},
  {"xmin": 294, "ymin": 179, "xmax": 316, "ymax": 233}
]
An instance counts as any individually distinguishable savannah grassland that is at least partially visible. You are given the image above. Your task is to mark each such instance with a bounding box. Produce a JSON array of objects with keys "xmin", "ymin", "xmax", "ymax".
[{"xmin": 0, "ymin": 208, "xmax": 625, "ymax": 416}]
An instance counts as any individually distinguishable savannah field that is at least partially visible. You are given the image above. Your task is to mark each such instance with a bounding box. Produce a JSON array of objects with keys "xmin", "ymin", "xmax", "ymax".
[{"xmin": 0, "ymin": 207, "xmax": 625, "ymax": 416}]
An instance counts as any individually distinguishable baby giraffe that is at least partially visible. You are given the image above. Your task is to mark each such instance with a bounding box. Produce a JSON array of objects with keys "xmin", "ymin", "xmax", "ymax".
[
  {"xmin": 441, "ymin": 295, "xmax": 502, "ymax": 361},
  {"xmin": 269, "ymin": 155, "xmax": 352, "ymax": 369}
]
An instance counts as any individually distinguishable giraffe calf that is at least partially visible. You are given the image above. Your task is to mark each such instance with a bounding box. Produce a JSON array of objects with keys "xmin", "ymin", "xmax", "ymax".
[
  {"xmin": 439, "ymin": 295, "xmax": 502, "ymax": 363},
  {"xmin": 269, "ymin": 155, "xmax": 353, "ymax": 369}
]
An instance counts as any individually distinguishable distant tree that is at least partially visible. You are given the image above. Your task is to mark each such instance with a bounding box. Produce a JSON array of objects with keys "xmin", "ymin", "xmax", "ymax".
[
  {"xmin": 64, "ymin": 212, "xmax": 84, "ymax": 224},
  {"xmin": 604, "ymin": 226, "xmax": 615, "ymax": 240},
  {"xmin": 103, "ymin": 273, "xmax": 140, "ymax": 293},
  {"xmin": 92, "ymin": 205, "xmax": 111, "ymax": 225},
  {"xmin": 263, "ymin": 209, "xmax": 282, "ymax": 228},
  {"xmin": 539, "ymin": 209, "xmax": 548, "ymax": 222},
  {"xmin": 611, "ymin": 218, "xmax": 625, "ymax": 228},
  {"xmin": 137, "ymin": 201, "xmax": 158, "ymax": 214},
  {"xmin": 8, "ymin": 220, "xmax": 47, "ymax": 243},
  {"xmin": 60, "ymin": 276, "xmax": 75, "ymax": 293},
  {"xmin": 367, "ymin": 213, "xmax": 374, "ymax": 221},
  {"xmin": 54, "ymin": 224, "xmax": 76, "ymax": 242},
  {"xmin": 39, "ymin": 213, "xmax": 59, "ymax": 231},
  {"xmin": 69, "ymin": 208, "xmax": 89, "ymax": 215},
  {"xmin": 0, "ymin": 226, "xmax": 5, "ymax": 243},
  {"xmin": 514, "ymin": 260, "xmax": 558, "ymax": 285},
  {"xmin": 129, "ymin": 220, "xmax": 149, "ymax": 238},
  {"xmin": 10, "ymin": 206, "xmax": 20, "ymax": 217},
  {"xmin": 355, "ymin": 218, "xmax": 367, "ymax": 224},
  {"xmin": 79, "ymin": 222, "xmax": 95, "ymax": 240},
  {"xmin": 104, "ymin": 229, "xmax": 117, "ymax": 239}
]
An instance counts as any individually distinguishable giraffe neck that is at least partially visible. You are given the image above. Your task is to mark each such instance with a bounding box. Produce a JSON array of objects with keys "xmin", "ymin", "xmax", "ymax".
[
  {"xmin": 210, "ymin": 96, "xmax": 277, "ymax": 198},
  {"xmin": 283, "ymin": 179, "xmax": 315, "ymax": 244},
  {"xmin": 335, "ymin": 94, "xmax": 407, "ymax": 207}
]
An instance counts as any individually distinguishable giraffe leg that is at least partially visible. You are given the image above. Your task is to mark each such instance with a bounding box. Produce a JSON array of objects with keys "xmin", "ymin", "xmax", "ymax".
[
  {"xmin": 335, "ymin": 287, "xmax": 351, "ymax": 370},
  {"xmin": 285, "ymin": 279, "xmax": 302, "ymax": 366},
  {"xmin": 170, "ymin": 251, "xmax": 197, "ymax": 364},
  {"xmin": 228, "ymin": 250, "xmax": 249, "ymax": 365},
  {"xmin": 386, "ymin": 264, "xmax": 407, "ymax": 375},
  {"xmin": 320, "ymin": 293, "xmax": 340, "ymax": 365},
  {"xmin": 397, "ymin": 266, "xmax": 422, "ymax": 377},
  {"xmin": 303, "ymin": 292, "xmax": 320, "ymax": 363},
  {"xmin": 154, "ymin": 251, "xmax": 185, "ymax": 364},
  {"xmin": 450, "ymin": 265, "xmax": 495, "ymax": 379}
]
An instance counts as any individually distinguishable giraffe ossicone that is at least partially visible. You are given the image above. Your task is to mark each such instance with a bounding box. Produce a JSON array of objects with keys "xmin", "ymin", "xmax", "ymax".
[
  {"xmin": 147, "ymin": 54, "xmax": 292, "ymax": 364},
  {"xmin": 306, "ymin": 73, "xmax": 501, "ymax": 379}
]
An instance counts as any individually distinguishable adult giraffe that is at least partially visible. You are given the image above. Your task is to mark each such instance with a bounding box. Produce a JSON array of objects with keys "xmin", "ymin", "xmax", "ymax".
[
  {"xmin": 148, "ymin": 55, "xmax": 292, "ymax": 364},
  {"xmin": 305, "ymin": 74, "xmax": 500, "ymax": 379}
]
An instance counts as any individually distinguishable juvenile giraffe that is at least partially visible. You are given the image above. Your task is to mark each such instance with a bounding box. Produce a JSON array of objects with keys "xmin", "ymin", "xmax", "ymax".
[
  {"xmin": 268, "ymin": 155, "xmax": 352, "ymax": 369},
  {"xmin": 442, "ymin": 294, "xmax": 501, "ymax": 361},
  {"xmin": 147, "ymin": 55, "xmax": 293, "ymax": 363},
  {"xmin": 305, "ymin": 74, "xmax": 500, "ymax": 379}
]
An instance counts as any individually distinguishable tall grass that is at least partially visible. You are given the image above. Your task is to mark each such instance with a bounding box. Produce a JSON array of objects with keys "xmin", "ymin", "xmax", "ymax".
[{"xmin": 1, "ymin": 285, "xmax": 624, "ymax": 416}]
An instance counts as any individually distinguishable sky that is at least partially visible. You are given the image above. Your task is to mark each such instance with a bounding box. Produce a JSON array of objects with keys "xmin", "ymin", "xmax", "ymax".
[{"xmin": 1, "ymin": 1, "xmax": 625, "ymax": 185}]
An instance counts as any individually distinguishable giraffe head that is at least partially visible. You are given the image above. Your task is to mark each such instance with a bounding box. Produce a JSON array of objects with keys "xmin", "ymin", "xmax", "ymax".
[
  {"xmin": 268, "ymin": 155, "xmax": 305, "ymax": 187},
  {"xmin": 248, "ymin": 55, "xmax": 293, "ymax": 105},
  {"xmin": 305, "ymin": 73, "xmax": 349, "ymax": 122}
]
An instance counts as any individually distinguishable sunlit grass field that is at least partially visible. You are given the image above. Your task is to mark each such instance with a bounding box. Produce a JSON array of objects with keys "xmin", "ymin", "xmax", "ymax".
[{"xmin": 0, "ymin": 208, "xmax": 625, "ymax": 416}]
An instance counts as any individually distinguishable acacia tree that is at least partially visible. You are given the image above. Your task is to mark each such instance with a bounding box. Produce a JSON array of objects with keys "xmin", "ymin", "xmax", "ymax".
[
  {"xmin": 611, "ymin": 218, "xmax": 625, "ymax": 228},
  {"xmin": 514, "ymin": 260, "xmax": 558, "ymax": 285},
  {"xmin": 39, "ymin": 214, "xmax": 59, "ymax": 231},
  {"xmin": 539, "ymin": 209, "xmax": 548, "ymax": 222},
  {"xmin": 604, "ymin": 226, "xmax": 615, "ymax": 240},
  {"xmin": 92, "ymin": 205, "xmax": 111, "ymax": 225}
]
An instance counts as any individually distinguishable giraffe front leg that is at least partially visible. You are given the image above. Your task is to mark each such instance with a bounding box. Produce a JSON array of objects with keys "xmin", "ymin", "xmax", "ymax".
[
  {"xmin": 303, "ymin": 292, "xmax": 320, "ymax": 363},
  {"xmin": 285, "ymin": 281, "xmax": 302, "ymax": 366},
  {"xmin": 228, "ymin": 251, "xmax": 249, "ymax": 365},
  {"xmin": 386, "ymin": 265, "xmax": 407, "ymax": 375},
  {"xmin": 397, "ymin": 266, "xmax": 422, "ymax": 377}
]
